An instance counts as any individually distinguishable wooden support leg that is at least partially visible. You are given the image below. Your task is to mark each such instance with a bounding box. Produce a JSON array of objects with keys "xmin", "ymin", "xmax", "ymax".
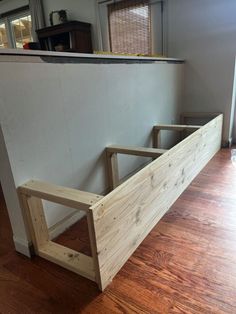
[
  {"xmin": 152, "ymin": 129, "xmax": 162, "ymax": 161},
  {"xmin": 180, "ymin": 114, "xmax": 186, "ymax": 140},
  {"xmin": 19, "ymin": 190, "xmax": 97, "ymax": 282},
  {"xmin": 106, "ymin": 151, "xmax": 119, "ymax": 191},
  {"xmin": 87, "ymin": 210, "xmax": 102, "ymax": 290},
  {"xmin": 153, "ymin": 128, "xmax": 161, "ymax": 149},
  {"xmin": 19, "ymin": 194, "xmax": 49, "ymax": 254}
]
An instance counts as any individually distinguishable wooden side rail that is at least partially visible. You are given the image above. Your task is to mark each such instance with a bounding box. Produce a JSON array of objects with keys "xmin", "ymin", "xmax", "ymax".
[
  {"xmin": 18, "ymin": 181, "xmax": 103, "ymax": 285},
  {"xmin": 39, "ymin": 242, "xmax": 95, "ymax": 281},
  {"xmin": 153, "ymin": 124, "xmax": 201, "ymax": 148},
  {"xmin": 106, "ymin": 146, "xmax": 168, "ymax": 191},
  {"xmin": 107, "ymin": 145, "xmax": 167, "ymax": 157},
  {"xmin": 153, "ymin": 124, "xmax": 201, "ymax": 131},
  {"xmin": 20, "ymin": 180, "xmax": 102, "ymax": 211}
]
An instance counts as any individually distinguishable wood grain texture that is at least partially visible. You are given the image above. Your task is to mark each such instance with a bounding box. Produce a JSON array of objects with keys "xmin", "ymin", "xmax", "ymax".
[
  {"xmin": 153, "ymin": 127, "xmax": 161, "ymax": 148},
  {"xmin": 153, "ymin": 124, "xmax": 201, "ymax": 147},
  {"xmin": 17, "ymin": 115, "xmax": 223, "ymax": 291},
  {"xmin": 91, "ymin": 115, "xmax": 223, "ymax": 290},
  {"xmin": 106, "ymin": 151, "xmax": 119, "ymax": 191},
  {"xmin": 19, "ymin": 180, "xmax": 103, "ymax": 211},
  {"xmin": 87, "ymin": 209, "xmax": 103, "ymax": 289},
  {"xmin": 18, "ymin": 194, "xmax": 49, "ymax": 254},
  {"xmin": 106, "ymin": 146, "xmax": 168, "ymax": 191},
  {"xmin": 38, "ymin": 241, "xmax": 95, "ymax": 281},
  {"xmin": 1, "ymin": 147, "xmax": 236, "ymax": 313},
  {"xmin": 18, "ymin": 183, "xmax": 99, "ymax": 284}
]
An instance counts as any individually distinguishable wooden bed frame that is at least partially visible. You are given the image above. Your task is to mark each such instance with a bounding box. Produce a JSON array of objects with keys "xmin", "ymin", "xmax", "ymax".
[{"xmin": 18, "ymin": 113, "xmax": 223, "ymax": 291}]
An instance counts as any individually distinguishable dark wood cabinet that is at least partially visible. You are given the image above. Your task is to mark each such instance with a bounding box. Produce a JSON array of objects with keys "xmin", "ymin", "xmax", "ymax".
[{"xmin": 36, "ymin": 21, "xmax": 93, "ymax": 53}]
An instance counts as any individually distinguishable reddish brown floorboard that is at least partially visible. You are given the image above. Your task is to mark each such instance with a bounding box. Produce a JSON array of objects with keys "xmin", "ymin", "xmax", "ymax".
[
  {"xmin": 1, "ymin": 148, "xmax": 236, "ymax": 313},
  {"xmin": 53, "ymin": 216, "xmax": 92, "ymax": 256}
]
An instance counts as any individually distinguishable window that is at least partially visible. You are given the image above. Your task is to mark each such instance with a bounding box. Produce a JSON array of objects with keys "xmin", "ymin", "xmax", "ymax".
[
  {"xmin": 11, "ymin": 14, "xmax": 32, "ymax": 48},
  {"xmin": 0, "ymin": 7, "xmax": 32, "ymax": 49},
  {"xmin": 108, "ymin": 0, "xmax": 151, "ymax": 55},
  {"xmin": 0, "ymin": 22, "xmax": 9, "ymax": 48}
]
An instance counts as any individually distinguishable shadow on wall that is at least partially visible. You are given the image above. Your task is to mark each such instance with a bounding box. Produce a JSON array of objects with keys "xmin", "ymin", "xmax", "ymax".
[
  {"xmin": 233, "ymin": 121, "xmax": 236, "ymax": 144},
  {"xmin": 77, "ymin": 152, "xmax": 106, "ymax": 193},
  {"xmin": 183, "ymin": 63, "xmax": 221, "ymax": 113}
]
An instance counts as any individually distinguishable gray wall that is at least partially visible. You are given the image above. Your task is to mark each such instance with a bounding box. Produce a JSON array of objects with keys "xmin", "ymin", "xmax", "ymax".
[
  {"xmin": 168, "ymin": 0, "xmax": 236, "ymax": 144},
  {"xmin": 0, "ymin": 0, "xmax": 28, "ymax": 12},
  {"xmin": 0, "ymin": 56, "xmax": 184, "ymax": 255}
]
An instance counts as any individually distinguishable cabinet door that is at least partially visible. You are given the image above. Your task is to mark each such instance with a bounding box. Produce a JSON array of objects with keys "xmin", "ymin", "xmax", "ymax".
[{"xmin": 72, "ymin": 29, "xmax": 92, "ymax": 53}]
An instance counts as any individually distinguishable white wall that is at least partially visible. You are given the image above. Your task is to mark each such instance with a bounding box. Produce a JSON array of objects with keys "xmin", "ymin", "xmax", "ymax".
[
  {"xmin": 0, "ymin": 125, "xmax": 31, "ymax": 256},
  {"xmin": 43, "ymin": 0, "xmax": 95, "ymax": 26},
  {"xmin": 0, "ymin": 55, "xmax": 183, "ymax": 255},
  {"xmin": 167, "ymin": 0, "xmax": 236, "ymax": 144}
]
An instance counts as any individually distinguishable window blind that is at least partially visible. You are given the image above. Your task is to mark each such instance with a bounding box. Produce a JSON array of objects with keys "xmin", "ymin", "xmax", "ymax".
[{"xmin": 108, "ymin": 0, "xmax": 151, "ymax": 55}]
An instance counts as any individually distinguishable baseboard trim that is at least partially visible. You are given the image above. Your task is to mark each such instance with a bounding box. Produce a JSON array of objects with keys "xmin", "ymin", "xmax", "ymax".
[{"xmin": 13, "ymin": 236, "xmax": 33, "ymax": 257}]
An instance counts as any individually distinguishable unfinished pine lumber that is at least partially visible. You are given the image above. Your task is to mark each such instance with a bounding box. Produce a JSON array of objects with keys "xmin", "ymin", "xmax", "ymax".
[
  {"xmin": 153, "ymin": 123, "xmax": 201, "ymax": 148},
  {"xmin": 18, "ymin": 113, "xmax": 223, "ymax": 291},
  {"xmin": 106, "ymin": 146, "xmax": 168, "ymax": 190}
]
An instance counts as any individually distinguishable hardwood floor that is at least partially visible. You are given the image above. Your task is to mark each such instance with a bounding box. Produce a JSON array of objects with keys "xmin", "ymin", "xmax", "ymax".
[{"xmin": 1, "ymin": 148, "xmax": 236, "ymax": 313}]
